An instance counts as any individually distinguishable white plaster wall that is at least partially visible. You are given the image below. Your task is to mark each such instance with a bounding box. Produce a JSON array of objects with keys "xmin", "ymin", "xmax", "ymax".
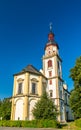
[
  {"xmin": 52, "ymin": 46, "xmax": 59, "ymax": 54},
  {"xmin": 54, "ymin": 99, "xmax": 58, "ymax": 105},
  {"xmin": 14, "ymin": 97, "xmax": 24, "ymax": 103},
  {"xmin": 48, "ymin": 79, "xmax": 56, "ymax": 98},
  {"xmin": 15, "ymin": 99, "xmax": 24, "ymax": 120},
  {"xmin": 44, "ymin": 57, "xmax": 56, "ymax": 78},
  {"xmin": 30, "ymin": 74, "xmax": 39, "ymax": 80},
  {"xmin": 16, "ymin": 74, "xmax": 25, "ymax": 80},
  {"xmin": 29, "ymin": 99, "xmax": 38, "ymax": 120}
]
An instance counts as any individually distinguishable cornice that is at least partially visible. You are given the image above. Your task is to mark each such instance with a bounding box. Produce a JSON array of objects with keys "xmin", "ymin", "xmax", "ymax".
[
  {"xmin": 12, "ymin": 94, "xmax": 41, "ymax": 99},
  {"xmin": 42, "ymin": 53, "xmax": 62, "ymax": 62},
  {"xmin": 48, "ymin": 76, "xmax": 64, "ymax": 82}
]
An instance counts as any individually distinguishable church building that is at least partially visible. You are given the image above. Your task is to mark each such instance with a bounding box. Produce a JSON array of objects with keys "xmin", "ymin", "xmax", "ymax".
[{"xmin": 11, "ymin": 25, "xmax": 73, "ymax": 122}]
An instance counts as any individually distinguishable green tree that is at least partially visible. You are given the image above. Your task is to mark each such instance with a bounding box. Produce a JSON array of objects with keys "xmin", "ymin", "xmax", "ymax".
[
  {"xmin": 32, "ymin": 91, "xmax": 58, "ymax": 120},
  {"xmin": 0, "ymin": 98, "xmax": 11, "ymax": 120},
  {"xmin": 69, "ymin": 56, "xmax": 81, "ymax": 119}
]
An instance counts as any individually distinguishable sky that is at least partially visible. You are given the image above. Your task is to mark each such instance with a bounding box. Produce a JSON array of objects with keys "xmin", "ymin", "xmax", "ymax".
[{"xmin": 0, "ymin": 0, "xmax": 81, "ymax": 99}]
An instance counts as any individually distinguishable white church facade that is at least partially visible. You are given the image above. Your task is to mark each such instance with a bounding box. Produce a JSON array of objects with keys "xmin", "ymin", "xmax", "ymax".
[{"xmin": 11, "ymin": 26, "xmax": 73, "ymax": 122}]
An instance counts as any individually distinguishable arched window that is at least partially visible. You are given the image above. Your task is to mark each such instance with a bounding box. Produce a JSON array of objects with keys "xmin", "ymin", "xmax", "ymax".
[{"xmin": 48, "ymin": 60, "xmax": 52, "ymax": 68}]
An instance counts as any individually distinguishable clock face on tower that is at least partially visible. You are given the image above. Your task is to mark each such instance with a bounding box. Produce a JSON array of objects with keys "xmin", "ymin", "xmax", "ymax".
[
  {"xmin": 45, "ymin": 45, "xmax": 56, "ymax": 56},
  {"xmin": 46, "ymin": 47, "xmax": 52, "ymax": 55}
]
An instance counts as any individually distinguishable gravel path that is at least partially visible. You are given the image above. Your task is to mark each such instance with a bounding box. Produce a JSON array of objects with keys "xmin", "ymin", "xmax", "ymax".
[{"xmin": 0, "ymin": 127, "xmax": 61, "ymax": 130}]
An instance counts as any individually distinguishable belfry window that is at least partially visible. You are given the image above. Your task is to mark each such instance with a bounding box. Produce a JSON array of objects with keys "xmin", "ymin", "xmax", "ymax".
[
  {"xmin": 48, "ymin": 60, "xmax": 52, "ymax": 68},
  {"xmin": 18, "ymin": 82, "xmax": 23, "ymax": 94}
]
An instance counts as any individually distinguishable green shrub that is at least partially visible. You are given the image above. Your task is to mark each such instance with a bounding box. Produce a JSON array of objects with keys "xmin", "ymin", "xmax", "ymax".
[
  {"xmin": 34, "ymin": 119, "xmax": 61, "ymax": 128},
  {"xmin": 10, "ymin": 121, "xmax": 22, "ymax": 127},
  {"xmin": 21, "ymin": 120, "xmax": 37, "ymax": 128},
  {"xmin": 0, "ymin": 120, "xmax": 61, "ymax": 128},
  {"xmin": 0, "ymin": 120, "xmax": 4, "ymax": 126},
  {"xmin": 75, "ymin": 118, "xmax": 81, "ymax": 127},
  {"xmin": 0, "ymin": 120, "xmax": 9, "ymax": 126}
]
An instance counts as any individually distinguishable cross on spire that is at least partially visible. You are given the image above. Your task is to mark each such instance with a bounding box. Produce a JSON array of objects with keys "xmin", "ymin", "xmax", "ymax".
[{"xmin": 49, "ymin": 22, "xmax": 53, "ymax": 32}]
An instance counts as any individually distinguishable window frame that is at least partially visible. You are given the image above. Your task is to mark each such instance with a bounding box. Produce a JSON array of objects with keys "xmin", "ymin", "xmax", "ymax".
[
  {"xmin": 49, "ymin": 71, "xmax": 52, "ymax": 77},
  {"xmin": 49, "ymin": 90, "xmax": 53, "ymax": 97},
  {"xmin": 31, "ymin": 82, "xmax": 37, "ymax": 94},
  {"xmin": 48, "ymin": 60, "xmax": 52, "ymax": 68},
  {"xmin": 17, "ymin": 82, "xmax": 23, "ymax": 94}
]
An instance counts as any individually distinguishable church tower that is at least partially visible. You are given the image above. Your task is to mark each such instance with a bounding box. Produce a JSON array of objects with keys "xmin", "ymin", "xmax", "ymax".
[
  {"xmin": 11, "ymin": 24, "xmax": 73, "ymax": 122},
  {"xmin": 42, "ymin": 24, "xmax": 65, "ymax": 121}
]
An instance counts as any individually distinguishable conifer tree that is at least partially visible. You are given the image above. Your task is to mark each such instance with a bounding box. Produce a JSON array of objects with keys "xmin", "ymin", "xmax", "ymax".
[{"xmin": 32, "ymin": 91, "xmax": 58, "ymax": 120}]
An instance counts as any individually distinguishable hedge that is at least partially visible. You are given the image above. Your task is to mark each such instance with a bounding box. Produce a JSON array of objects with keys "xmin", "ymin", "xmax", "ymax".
[{"xmin": 0, "ymin": 120, "xmax": 61, "ymax": 128}]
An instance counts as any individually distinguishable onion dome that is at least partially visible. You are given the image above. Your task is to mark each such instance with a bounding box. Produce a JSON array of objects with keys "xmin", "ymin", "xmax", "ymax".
[{"xmin": 44, "ymin": 23, "xmax": 59, "ymax": 50}]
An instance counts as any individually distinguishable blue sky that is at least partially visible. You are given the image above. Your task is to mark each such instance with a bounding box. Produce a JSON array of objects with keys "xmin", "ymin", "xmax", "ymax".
[{"xmin": 0, "ymin": 0, "xmax": 81, "ymax": 99}]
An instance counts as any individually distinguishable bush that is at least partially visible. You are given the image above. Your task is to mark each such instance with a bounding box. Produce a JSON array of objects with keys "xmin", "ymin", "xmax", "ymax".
[
  {"xmin": 10, "ymin": 121, "xmax": 22, "ymax": 127},
  {"xmin": 75, "ymin": 118, "xmax": 81, "ymax": 127},
  {"xmin": 21, "ymin": 120, "xmax": 37, "ymax": 128},
  {"xmin": 37, "ymin": 119, "xmax": 61, "ymax": 128},
  {"xmin": 0, "ymin": 120, "xmax": 61, "ymax": 128}
]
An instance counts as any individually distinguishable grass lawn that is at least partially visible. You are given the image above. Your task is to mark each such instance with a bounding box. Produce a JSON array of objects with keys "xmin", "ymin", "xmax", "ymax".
[{"xmin": 62, "ymin": 122, "xmax": 81, "ymax": 130}]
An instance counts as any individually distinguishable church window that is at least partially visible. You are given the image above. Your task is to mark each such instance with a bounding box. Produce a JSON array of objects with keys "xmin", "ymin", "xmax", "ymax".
[
  {"xmin": 18, "ymin": 82, "xmax": 23, "ymax": 94},
  {"xmin": 65, "ymin": 93, "xmax": 67, "ymax": 104},
  {"xmin": 58, "ymin": 61, "xmax": 59, "ymax": 69},
  {"xmin": 49, "ymin": 90, "xmax": 53, "ymax": 97},
  {"xmin": 68, "ymin": 95, "xmax": 70, "ymax": 99},
  {"xmin": 48, "ymin": 60, "xmax": 52, "ymax": 68},
  {"xmin": 60, "ymin": 90, "xmax": 62, "ymax": 99},
  {"xmin": 49, "ymin": 71, "xmax": 52, "ymax": 77},
  {"xmin": 49, "ymin": 79, "xmax": 52, "ymax": 85},
  {"xmin": 32, "ymin": 83, "xmax": 36, "ymax": 94}
]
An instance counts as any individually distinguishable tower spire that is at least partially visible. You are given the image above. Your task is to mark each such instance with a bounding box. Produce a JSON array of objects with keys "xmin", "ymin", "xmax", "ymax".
[
  {"xmin": 48, "ymin": 22, "xmax": 54, "ymax": 41},
  {"xmin": 49, "ymin": 22, "xmax": 53, "ymax": 32}
]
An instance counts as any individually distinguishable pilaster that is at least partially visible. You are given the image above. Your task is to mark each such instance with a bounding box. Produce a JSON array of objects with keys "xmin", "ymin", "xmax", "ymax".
[
  {"xmin": 24, "ymin": 73, "xmax": 29, "ymax": 95},
  {"xmin": 13, "ymin": 76, "xmax": 17, "ymax": 96},
  {"xmin": 39, "ymin": 76, "xmax": 42, "ymax": 96},
  {"xmin": 23, "ymin": 96, "xmax": 28, "ymax": 120},
  {"xmin": 11, "ymin": 98, "xmax": 15, "ymax": 120}
]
